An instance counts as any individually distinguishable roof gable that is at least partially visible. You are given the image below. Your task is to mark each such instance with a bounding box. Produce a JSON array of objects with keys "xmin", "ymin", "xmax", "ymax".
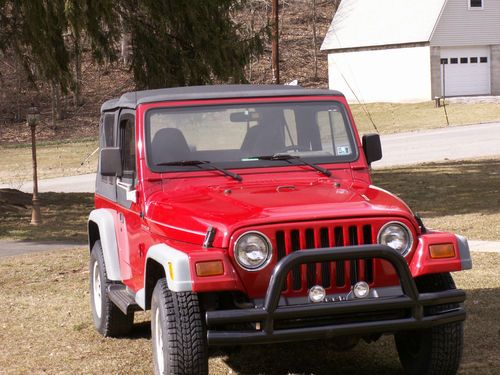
[{"xmin": 321, "ymin": 0, "xmax": 447, "ymax": 51}]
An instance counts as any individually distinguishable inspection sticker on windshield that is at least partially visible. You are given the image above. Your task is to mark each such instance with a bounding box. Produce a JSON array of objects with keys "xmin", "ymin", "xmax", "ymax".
[{"xmin": 337, "ymin": 146, "xmax": 350, "ymax": 155}]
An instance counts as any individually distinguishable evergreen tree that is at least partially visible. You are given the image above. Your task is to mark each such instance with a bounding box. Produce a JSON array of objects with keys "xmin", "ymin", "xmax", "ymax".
[
  {"xmin": 120, "ymin": 0, "xmax": 265, "ymax": 89},
  {"xmin": 1, "ymin": 0, "xmax": 265, "ymax": 93}
]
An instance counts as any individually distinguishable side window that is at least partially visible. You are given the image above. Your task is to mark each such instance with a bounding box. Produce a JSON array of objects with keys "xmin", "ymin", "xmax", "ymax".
[
  {"xmin": 103, "ymin": 113, "xmax": 115, "ymax": 147},
  {"xmin": 119, "ymin": 115, "xmax": 136, "ymax": 181}
]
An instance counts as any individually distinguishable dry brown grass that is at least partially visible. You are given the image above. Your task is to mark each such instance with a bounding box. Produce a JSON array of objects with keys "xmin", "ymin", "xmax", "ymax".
[
  {"xmin": 0, "ymin": 248, "xmax": 497, "ymax": 374},
  {"xmin": 0, "ymin": 139, "xmax": 98, "ymax": 185},
  {"xmin": 0, "ymin": 192, "xmax": 93, "ymax": 242},
  {"xmin": 372, "ymin": 158, "xmax": 500, "ymax": 241},
  {"xmin": 352, "ymin": 101, "xmax": 500, "ymax": 135}
]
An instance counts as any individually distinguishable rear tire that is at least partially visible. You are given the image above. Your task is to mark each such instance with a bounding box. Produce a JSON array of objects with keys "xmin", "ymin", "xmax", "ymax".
[
  {"xmin": 395, "ymin": 273, "xmax": 464, "ymax": 375},
  {"xmin": 89, "ymin": 240, "xmax": 134, "ymax": 337},
  {"xmin": 151, "ymin": 278, "xmax": 208, "ymax": 375}
]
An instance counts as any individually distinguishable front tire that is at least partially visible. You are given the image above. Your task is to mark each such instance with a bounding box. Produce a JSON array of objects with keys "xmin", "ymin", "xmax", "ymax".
[
  {"xmin": 151, "ymin": 278, "xmax": 208, "ymax": 375},
  {"xmin": 395, "ymin": 273, "xmax": 464, "ymax": 375},
  {"xmin": 89, "ymin": 240, "xmax": 133, "ymax": 337}
]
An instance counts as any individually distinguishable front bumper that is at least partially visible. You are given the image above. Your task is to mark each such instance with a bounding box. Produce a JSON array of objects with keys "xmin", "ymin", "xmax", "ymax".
[{"xmin": 205, "ymin": 245, "xmax": 466, "ymax": 345}]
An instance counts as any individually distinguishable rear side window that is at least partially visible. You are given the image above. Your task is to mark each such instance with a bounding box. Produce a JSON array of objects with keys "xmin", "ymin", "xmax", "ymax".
[{"xmin": 101, "ymin": 113, "xmax": 115, "ymax": 148}]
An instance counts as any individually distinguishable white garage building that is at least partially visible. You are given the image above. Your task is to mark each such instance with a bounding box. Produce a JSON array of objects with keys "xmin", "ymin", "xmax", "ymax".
[{"xmin": 321, "ymin": 0, "xmax": 500, "ymax": 102}]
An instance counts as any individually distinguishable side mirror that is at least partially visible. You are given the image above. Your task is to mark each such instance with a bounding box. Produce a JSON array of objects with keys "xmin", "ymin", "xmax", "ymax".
[
  {"xmin": 100, "ymin": 147, "xmax": 123, "ymax": 177},
  {"xmin": 362, "ymin": 134, "xmax": 382, "ymax": 165}
]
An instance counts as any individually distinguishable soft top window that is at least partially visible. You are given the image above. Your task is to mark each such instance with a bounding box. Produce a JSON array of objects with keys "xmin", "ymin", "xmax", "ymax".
[{"xmin": 145, "ymin": 101, "xmax": 358, "ymax": 172}]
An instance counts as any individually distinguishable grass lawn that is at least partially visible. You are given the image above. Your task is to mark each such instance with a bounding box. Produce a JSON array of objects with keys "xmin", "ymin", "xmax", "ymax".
[
  {"xmin": 351, "ymin": 101, "xmax": 500, "ymax": 135},
  {"xmin": 372, "ymin": 158, "xmax": 500, "ymax": 241},
  {"xmin": 0, "ymin": 138, "xmax": 98, "ymax": 186},
  {"xmin": 0, "ymin": 192, "xmax": 93, "ymax": 242},
  {"xmin": 0, "ymin": 248, "xmax": 497, "ymax": 374}
]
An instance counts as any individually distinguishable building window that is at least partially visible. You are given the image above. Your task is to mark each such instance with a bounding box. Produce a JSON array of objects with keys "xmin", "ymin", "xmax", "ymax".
[
  {"xmin": 471, "ymin": 57, "xmax": 478, "ymax": 63},
  {"xmin": 480, "ymin": 56, "xmax": 488, "ymax": 63},
  {"xmin": 469, "ymin": 0, "xmax": 483, "ymax": 8},
  {"xmin": 460, "ymin": 57, "xmax": 468, "ymax": 63},
  {"xmin": 440, "ymin": 58, "xmax": 448, "ymax": 64},
  {"xmin": 450, "ymin": 58, "xmax": 458, "ymax": 64}
]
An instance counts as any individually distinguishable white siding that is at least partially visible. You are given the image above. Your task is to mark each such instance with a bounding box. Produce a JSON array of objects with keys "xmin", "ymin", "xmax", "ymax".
[
  {"xmin": 431, "ymin": 0, "xmax": 500, "ymax": 46},
  {"xmin": 328, "ymin": 46, "xmax": 432, "ymax": 103}
]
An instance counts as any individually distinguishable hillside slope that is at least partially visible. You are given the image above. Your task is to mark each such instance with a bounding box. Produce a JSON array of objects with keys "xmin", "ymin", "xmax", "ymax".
[{"xmin": 0, "ymin": 0, "xmax": 336, "ymax": 144}]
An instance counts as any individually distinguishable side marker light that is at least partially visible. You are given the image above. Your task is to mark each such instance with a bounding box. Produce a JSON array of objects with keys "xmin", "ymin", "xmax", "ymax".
[
  {"xmin": 196, "ymin": 261, "xmax": 224, "ymax": 277},
  {"xmin": 429, "ymin": 244, "xmax": 456, "ymax": 259}
]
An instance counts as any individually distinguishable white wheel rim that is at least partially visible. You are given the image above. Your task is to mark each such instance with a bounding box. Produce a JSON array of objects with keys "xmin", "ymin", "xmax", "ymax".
[
  {"xmin": 92, "ymin": 260, "xmax": 102, "ymax": 319},
  {"xmin": 154, "ymin": 307, "xmax": 165, "ymax": 374}
]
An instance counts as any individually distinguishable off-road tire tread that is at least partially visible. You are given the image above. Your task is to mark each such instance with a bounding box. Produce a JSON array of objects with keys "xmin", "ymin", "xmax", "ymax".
[
  {"xmin": 153, "ymin": 278, "xmax": 208, "ymax": 375},
  {"xmin": 90, "ymin": 240, "xmax": 133, "ymax": 337},
  {"xmin": 395, "ymin": 272, "xmax": 464, "ymax": 375}
]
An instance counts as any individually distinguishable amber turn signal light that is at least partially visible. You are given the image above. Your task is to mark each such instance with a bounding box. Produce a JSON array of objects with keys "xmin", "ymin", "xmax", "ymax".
[
  {"xmin": 196, "ymin": 261, "xmax": 224, "ymax": 277},
  {"xmin": 429, "ymin": 244, "xmax": 456, "ymax": 259}
]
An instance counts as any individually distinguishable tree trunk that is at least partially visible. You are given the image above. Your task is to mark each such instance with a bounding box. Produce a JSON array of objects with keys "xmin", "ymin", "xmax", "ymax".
[
  {"xmin": 15, "ymin": 56, "xmax": 22, "ymax": 122},
  {"xmin": 51, "ymin": 82, "xmax": 63, "ymax": 128},
  {"xmin": 311, "ymin": 0, "xmax": 318, "ymax": 80},
  {"xmin": 73, "ymin": 37, "xmax": 82, "ymax": 107},
  {"xmin": 271, "ymin": 0, "xmax": 280, "ymax": 84},
  {"xmin": 120, "ymin": 15, "xmax": 131, "ymax": 65}
]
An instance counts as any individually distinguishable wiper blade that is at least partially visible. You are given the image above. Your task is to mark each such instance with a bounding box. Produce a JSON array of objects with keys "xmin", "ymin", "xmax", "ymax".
[
  {"xmin": 157, "ymin": 160, "xmax": 242, "ymax": 181},
  {"xmin": 251, "ymin": 154, "xmax": 332, "ymax": 177}
]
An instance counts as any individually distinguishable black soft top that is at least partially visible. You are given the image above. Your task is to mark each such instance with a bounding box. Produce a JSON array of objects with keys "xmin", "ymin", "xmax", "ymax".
[{"xmin": 100, "ymin": 84, "xmax": 344, "ymax": 112}]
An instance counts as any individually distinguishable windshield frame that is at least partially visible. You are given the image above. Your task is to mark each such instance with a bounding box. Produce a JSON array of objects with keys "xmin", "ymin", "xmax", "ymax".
[{"xmin": 143, "ymin": 98, "xmax": 360, "ymax": 174}]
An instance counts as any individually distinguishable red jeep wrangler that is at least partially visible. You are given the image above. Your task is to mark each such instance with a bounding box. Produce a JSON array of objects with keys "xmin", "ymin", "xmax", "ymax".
[{"xmin": 88, "ymin": 85, "xmax": 471, "ymax": 375}]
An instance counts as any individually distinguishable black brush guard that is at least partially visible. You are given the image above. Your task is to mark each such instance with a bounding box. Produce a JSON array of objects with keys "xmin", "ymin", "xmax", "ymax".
[{"xmin": 205, "ymin": 245, "xmax": 466, "ymax": 346}]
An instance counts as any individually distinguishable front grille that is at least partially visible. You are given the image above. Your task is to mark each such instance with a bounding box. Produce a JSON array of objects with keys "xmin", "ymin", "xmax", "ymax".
[{"xmin": 275, "ymin": 224, "xmax": 375, "ymax": 292}]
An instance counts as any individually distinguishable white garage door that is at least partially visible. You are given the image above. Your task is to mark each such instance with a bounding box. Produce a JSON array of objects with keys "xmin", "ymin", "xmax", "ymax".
[{"xmin": 440, "ymin": 46, "xmax": 491, "ymax": 97}]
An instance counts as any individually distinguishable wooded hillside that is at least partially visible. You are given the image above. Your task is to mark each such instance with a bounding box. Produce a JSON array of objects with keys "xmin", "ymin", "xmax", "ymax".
[{"xmin": 0, "ymin": 0, "xmax": 339, "ymax": 144}]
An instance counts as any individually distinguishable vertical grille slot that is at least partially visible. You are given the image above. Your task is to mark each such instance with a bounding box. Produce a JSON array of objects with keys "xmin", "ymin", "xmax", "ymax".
[
  {"xmin": 349, "ymin": 226, "xmax": 359, "ymax": 285},
  {"xmin": 291, "ymin": 230, "xmax": 301, "ymax": 290},
  {"xmin": 363, "ymin": 225, "xmax": 374, "ymax": 283},
  {"xmin": 305, "ymin": 229, "xmax": 316, "ymax": 288},
  {"xmin": 334, "ymin": 227, "xmax": 345, "ymax": 287},
  {"xmin": 320, "ymin": 227, "xmax": 331, "ymax": 288},
  {"xmin": 276, "ymin": 231, "xmax": 286, "ymax": 260},
  {"xmin": 276, "ymin": 231, "xmax": 287, "ymax": 290}
]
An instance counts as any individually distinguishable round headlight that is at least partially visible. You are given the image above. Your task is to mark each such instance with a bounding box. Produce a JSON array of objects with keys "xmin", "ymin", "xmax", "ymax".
[
  {"xmin": 377, "ymin": 222, "xmax": 413, "ymax": 256},
  {"xmin": 233, "ymin": 232, "xmax": 272, "ymax": 271}
]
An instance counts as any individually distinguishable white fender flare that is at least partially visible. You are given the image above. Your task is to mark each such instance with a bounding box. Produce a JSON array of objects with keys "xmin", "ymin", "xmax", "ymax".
[
  {"xmin": 146, "ymin": 244, "xmax": 193, "ymax": 292},
  {"xmin": 88, "ymin": 209, "xmax": 121, "ymax": 281}
]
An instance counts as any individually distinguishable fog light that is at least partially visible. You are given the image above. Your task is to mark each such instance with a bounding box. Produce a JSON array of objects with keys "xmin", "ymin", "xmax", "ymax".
[
  {"xmin": 309, "ymin": 285, "xmax": 326, "ymax": 303},
  {"xmin": 353, "ymin": 281, "xmax": 370, "ymax": 299},
  {"xmin": 195, "ymin": 261, "xmax": 224, "ymax": 277},
  {"xmin": 429, "ymin": 243, "xmax": 455, "ymax": 259}
]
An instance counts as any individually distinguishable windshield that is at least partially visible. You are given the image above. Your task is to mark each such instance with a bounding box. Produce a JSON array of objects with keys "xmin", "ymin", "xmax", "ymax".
[{"xmin": 145, "ymin": 101, "xmax": 358, "ymax": 172}]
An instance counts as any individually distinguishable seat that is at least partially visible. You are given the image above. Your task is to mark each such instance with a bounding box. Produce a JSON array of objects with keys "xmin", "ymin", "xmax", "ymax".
[{"xmin": 151, "ymin": 128, "xmax": 191, "ymax": 164}]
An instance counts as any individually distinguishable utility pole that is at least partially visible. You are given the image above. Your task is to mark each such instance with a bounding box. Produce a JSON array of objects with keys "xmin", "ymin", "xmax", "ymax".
[{"xmin": 272, "ymin": 0, "xmax": 280, "ymax": 84}]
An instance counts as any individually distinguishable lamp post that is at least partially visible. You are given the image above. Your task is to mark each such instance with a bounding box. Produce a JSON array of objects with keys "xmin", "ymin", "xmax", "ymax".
[{"xmin": 27, "ymin": 105, "xmax": 41, "ymax": 225}]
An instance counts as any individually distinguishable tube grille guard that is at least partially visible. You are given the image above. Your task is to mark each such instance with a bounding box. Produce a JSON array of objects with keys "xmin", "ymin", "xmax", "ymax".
[{"xmin": 206, "ymin": 245, "xmax": 466, "ymax": 346}]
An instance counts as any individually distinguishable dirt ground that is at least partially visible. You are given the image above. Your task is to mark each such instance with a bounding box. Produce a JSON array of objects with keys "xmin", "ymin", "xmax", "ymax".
[{"xmin": 0, "ymin": 249, "xmax": 498, "ymax": 374}]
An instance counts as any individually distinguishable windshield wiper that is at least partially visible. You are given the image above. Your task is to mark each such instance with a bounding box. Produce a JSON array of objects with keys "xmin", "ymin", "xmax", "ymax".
[
  {"xmin": 251, "ymin": 154, "xmax": 332, "ymax": 177},
  {"xmin": 157, "ymin": 160, "xmax": 242, "ymax": 181}
]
